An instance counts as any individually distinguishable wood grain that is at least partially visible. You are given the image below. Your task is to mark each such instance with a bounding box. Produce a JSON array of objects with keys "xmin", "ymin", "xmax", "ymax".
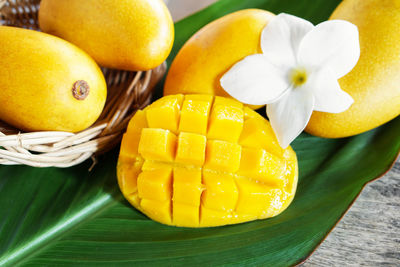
[{"xmin": 301, "ymin": 159, "xmax": 400, "ymax": 266}]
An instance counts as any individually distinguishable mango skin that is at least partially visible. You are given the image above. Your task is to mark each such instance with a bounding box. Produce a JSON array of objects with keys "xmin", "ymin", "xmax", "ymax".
[
  {"xmin": 164, "ymin": 9, "xmax": 274, "ymax": 109},
  {"xmin": 117, "ymin": 94, "xmax": 298, "ymax": 228},
  {"xmin": 39, "ymin": 0, "xmax": 174, "ymax": 71},
  {"xmin": 0, "ymin": 26, "xmax": 107, "ymax": 132},
  {"xmin": 306, "ymin": 0, "xmax": 400, "ymax": 138}
]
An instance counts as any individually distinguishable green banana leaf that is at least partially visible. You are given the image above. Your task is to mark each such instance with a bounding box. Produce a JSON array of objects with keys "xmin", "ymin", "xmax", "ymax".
[{"xmin": 1, "ymin": 0, "xmax": 399, "ymax": 266}]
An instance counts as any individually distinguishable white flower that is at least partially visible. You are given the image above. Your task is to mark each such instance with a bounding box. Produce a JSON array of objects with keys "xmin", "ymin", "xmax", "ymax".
[{"xmin": 220, "ymin": 13, "xmax": 360, "ymax": 148}]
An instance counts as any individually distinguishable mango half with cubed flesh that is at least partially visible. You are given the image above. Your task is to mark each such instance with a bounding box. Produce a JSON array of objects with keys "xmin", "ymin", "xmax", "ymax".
[{"xmin": 117, "ymin": 94, "xmax": 298, "ymax": 227}]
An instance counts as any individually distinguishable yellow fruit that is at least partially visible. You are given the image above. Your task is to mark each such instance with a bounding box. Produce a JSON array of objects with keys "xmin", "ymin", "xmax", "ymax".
[
  {"xmin": 117, "ymin": 94, "xmax": 298, "ymax": 227},
  {"xmin": 0, "ymin": 26, "xmax": 107, "ymax": 132},
  {"xmin": 163, "ymin": 9, "xmax": 275, "ymax": 109},
  {"xmin": 39, "ymin": 0, "xmax": 174, "ymax": 71},
  {"xmin": 306, "ymin": 0, "xmax": 400, "ymax": 138}
]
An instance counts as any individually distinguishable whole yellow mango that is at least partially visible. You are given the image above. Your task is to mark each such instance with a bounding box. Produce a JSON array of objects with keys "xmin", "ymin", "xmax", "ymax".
[
  {"xmin": 39, "ymin": 0, "xmax": 174, "ymax": 71},
  {"xmin": 306, "ymin": 0, "xmax": 400, "ymax": 138},
  {"xmin": 117, "ymin": 94, "xmax": 298, "ymax": 227},
  {"xmin": 0, "ymin": 26, "xmax": 107, "ymax": 132},
  {"xmin": 164, "ymin": 9, "xmax": 274, "ymax": 109}
]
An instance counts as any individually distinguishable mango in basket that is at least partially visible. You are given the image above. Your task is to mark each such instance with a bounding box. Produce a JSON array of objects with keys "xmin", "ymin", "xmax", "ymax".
[
  {"xmin": 39, "ymin": 0, "xmax": 174, "ymax": 71},
  {"xmin": 117, "ymin": 94, "xmax": 298, "ymax": 227},
  {"xmin": 164, "ymin": 9, "xmax": 274, "ymax": 109},
  {"xmin": 0, "ymin": 26, "xmax": 107, "ymax": 132},
  {"xmin": 306, "ymin": 0, "xmax": 400, "ymax": 138}
]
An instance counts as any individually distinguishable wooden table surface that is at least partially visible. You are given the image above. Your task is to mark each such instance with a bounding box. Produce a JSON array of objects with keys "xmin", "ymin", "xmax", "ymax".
[
  {"xmin": 167, "ymin": 1, "xmax": 400, "ymax": 266},
  {"xmin": 302, "ymin": 160, "xmax": 399, "ymax": 266}
]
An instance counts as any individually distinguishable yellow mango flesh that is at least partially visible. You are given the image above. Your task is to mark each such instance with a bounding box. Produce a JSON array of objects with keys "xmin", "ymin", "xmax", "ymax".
[
  {"xmin": 163, "ymin": 9, "xmax": 275, "ymax": 109},
  {"xmin": 306, "ymin": 0, "xmax": 400, "ymax": 138},
  {"xmin": 117, "ymin": 94, "xmax": 298, "ymax": 227},
  {"xmin": 0, "ymin": 26, "xmax": 107, "ymax": 132},
  {"xmin": 39, "ymin": 0, "xmax": 174, "ymax": 71}
]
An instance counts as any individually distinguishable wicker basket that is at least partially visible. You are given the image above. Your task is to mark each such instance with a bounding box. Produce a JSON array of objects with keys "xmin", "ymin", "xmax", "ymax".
[{"xmin": 0, "ymin": 0, "xmax": 166, "ymax": 168}]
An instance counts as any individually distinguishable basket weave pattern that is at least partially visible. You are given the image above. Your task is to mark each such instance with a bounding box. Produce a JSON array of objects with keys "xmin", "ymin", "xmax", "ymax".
[{"xmin": 0, "ymin": 0, "xmax": 166, "ymax": 167}]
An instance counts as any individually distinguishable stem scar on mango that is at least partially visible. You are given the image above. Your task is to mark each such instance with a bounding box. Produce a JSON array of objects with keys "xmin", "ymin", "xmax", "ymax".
[{"xmin": 72, "ymin": 80, "xmax": 90, "ymax": 100}]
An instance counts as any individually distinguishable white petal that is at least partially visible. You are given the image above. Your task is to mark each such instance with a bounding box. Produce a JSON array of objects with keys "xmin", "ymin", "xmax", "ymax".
[
  {"xmin": 308, "ymin": 67, "xmax": 354, "ymax": 113},
  {"xmin": 261, "ymin": 13, "xmax": 314, "ymax": 69},
  {"xmin": 220, "ymin": 54, "xmax": 289, "ymax": 105},
  {"xmin": 267, "ymin": 87, "xmax": 315, "ymax": 148},
  {"xmin": 298, "ymin": 20, "xmax": 360, "ymax": 79}
]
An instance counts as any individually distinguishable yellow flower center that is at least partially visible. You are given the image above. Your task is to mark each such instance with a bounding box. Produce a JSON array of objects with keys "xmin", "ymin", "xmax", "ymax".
[{"xmin": 290, "ymin": 68, "xmax": 308, "ymax": 87}]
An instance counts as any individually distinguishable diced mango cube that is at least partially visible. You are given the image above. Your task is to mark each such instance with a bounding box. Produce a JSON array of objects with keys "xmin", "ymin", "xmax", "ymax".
[
  {"xmin": 202, "ymin": 171, "xmax": 238, "ymax": 211},
  {"xmin": 137, "ymin": 167, "xmax": 173, "ymax": 201},
  {"xmin": 141, "ymin": 160, "xmax": 170, "ymax": 171},
  {"xmin": 141, "ymin": 199, "xmax": 171, "ymax": 225},
  {"xmin": 117, "ymin": 159, "xmax": 143, "ymax": 195},
  {"xmin": 235, "ymin": 178, "xmax": 283, "ymax": 215},
  {"xmin": 175, "ymin": 132, "xmax": 207, "ymax": 166},
  {"xmin": 146, "ymin": 95, "xmax": 184, "ymax": 133},
  {"xmin": 213, "ymin": 96, "xmax": 243, "ymax": 108},
  {"xmin": 119, "ymin": 132, "xmax": 141, "ymax": 161},
  {"xmin": 238, "ymin": 147, "xmax": 286, "ymax": 187},
  {"xmin": 207, "ymin": 103, "xmax": 244, "ymax": 142},
  {"xmin": 230, "ymin": 213, "xmax": 258, "ymax": 225},
  {"xmin": 283, "ymin": 156, "xmax": 298, "ymax": 196},
  {"xmin": 179, "ymin": 97, "xmax": 211, "ymax": 135},
  {"xmin": 243, "ymin": 106, "xmax": 259, "ymax": 119},
  {"xmin": 127, "ymin": 110, "xmax": 148, "ymax": 134},
  {"xmin": 239, "ymin": 117, "xmax": 284, "ymax": 157},
  {"xmin": 173, "ymin": 203, "xmax": 199, "ymax": 227},
  {"xmin": 185, "ymin": 94, "xmax": 214, "ymax": 102},
  {"xmin": 200, "ymin": 205, "xmax": 232, "ymax": 227},
  {"xmin": 204, "ymin": 140, "xmax": 241, "ymax": 172},
  {"xmin": 126, "ymin": 193, "xmax": 141, "ymax": 207},
  {"xmin": 138, "ymin": 128, "xmax": 176, "ymax": 162},
  {"xmin": 173, "ymin": 167, "xmax": 203, "ymax": 206}
]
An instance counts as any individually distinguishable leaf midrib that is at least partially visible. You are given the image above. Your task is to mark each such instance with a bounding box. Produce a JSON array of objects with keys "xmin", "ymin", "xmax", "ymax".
[{"xmin": 0, "ymin": 191, "xmax": 122, "ymax": 267}]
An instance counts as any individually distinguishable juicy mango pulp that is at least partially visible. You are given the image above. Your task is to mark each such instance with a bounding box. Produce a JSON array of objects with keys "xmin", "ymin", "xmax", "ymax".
[{"xmin": 117, "ymin": 94, "xmax": 298, "ymax": 227}]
